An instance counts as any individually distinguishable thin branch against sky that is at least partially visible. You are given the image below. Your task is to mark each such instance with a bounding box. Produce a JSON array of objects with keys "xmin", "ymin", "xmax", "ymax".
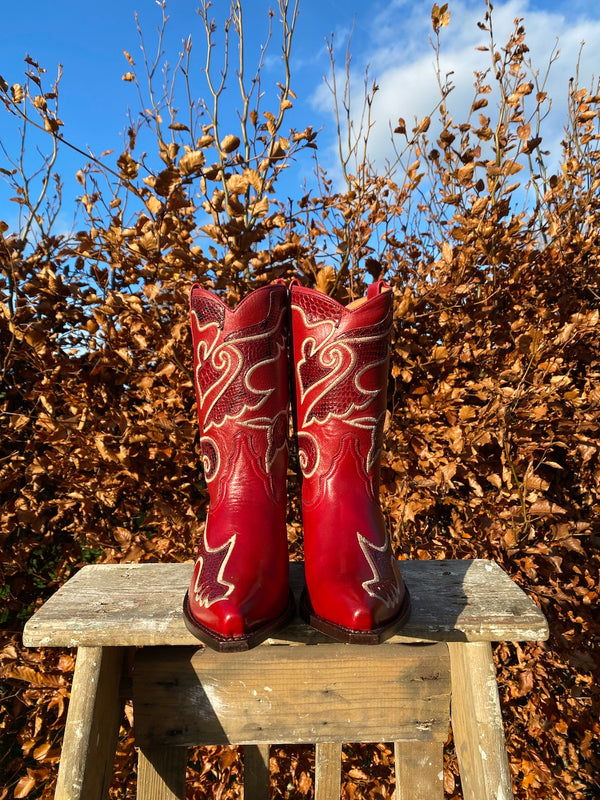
[{"xmin": 1, "ymin": 0, "xmax": 599, "ymax": 229}]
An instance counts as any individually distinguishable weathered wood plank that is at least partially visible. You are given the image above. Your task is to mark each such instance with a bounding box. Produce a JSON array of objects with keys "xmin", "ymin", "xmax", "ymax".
[
  {"xmin": 133, "ymin": 643, "xmax": 451, "ymax": 747},
  {"xmin": 136, "ymin": 746, "xmax": 187, "ymax": 800},
  {"xmin": 394, "ymin": 741, "xmax": 443, "ymax": 800},
  {"xmin": 315, "ymin": 743, "xmax": 342, "ymax": 800},
  {"xmin": 22, "ymin": 559, "xmax": 548, "ymax": 647},
  {"xmin": 243, "ymin": 744, "xmax": 270, "ymax": 800},
  {"xmin": 54, "ymin": 647, "xmax": 123, "ymax": 800},
  {"xmin": 448, "ymin": 641, "xmax": 514, "ymax": 800}
]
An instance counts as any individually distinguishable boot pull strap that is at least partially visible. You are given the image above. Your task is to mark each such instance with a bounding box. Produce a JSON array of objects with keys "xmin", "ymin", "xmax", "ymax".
[{"xmin": 367, "ymin": 280, "xmax": 390, "ymax": 299}]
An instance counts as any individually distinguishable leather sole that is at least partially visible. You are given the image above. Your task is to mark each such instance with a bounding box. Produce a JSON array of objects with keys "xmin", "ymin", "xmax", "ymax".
[
  {"xmin": 300, "ymin": 587, "xmax": 411, "ymax": 644},
  {"xmin": 182, "ymin": 591, "xmax": 296, "ymax": 652}
]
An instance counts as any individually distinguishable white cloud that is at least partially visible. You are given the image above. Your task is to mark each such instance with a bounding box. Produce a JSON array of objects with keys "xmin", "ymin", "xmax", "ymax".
[{"xmin": 313, "ymin": 0, "xmax": 600, "ymax": 176}]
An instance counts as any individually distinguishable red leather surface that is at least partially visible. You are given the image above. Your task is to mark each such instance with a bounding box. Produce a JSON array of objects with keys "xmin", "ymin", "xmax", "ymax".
[
  {"xmin": 186, "ymin": 284, "xmax": 290, "ymax": 640},
  {"xmin": 291, "ymin": 282, "xmax": 407, "ymax": 632}
]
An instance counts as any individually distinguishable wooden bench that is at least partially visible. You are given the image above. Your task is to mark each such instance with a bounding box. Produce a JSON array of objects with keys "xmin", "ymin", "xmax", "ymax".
[{"xmin": 23, "ymin": 559, "xmax": 548, "ymax": 800}]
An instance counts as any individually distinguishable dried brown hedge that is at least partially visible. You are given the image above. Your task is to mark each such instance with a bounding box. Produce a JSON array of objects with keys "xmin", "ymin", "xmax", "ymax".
[{"xmin": 1, "ymin": 2, "xmax": 599, "ymax": 798}]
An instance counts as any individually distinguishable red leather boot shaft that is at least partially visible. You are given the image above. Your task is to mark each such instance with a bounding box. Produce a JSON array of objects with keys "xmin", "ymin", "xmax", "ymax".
[
  {"xmin": 291, "ymin": 281, "xmax": 409, "ymax": 641},
  {"xmin": 184, "ymin": 283, "xmax": 293, "ymax": 650}
]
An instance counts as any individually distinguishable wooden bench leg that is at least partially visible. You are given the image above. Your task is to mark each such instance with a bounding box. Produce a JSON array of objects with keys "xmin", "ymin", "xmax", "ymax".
[
  {"xmin": 315, "ymin": 742, "xmax": 342, "ymax": 800},
  {"xmin": 448, "ymin": 641, "xmax": 514, "ymax": 800},
  {"xmin": 136, "ymin": 746, "xmax": 187, "ymax": 800},
  {"xmin": 244, "ymin": 744, "xmax": 270, "ymax": 799},
  {"xmin": 394, "ymin": 741, "xmax": 443, "ymax": 799},
  {"xmin": 54, "ymin": 646, "xmax": 124, "ymax": 800}
]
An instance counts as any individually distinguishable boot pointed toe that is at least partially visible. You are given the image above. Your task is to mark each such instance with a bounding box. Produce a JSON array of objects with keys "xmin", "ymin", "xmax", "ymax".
[
  {"xmin": 184, "ymin": 587, "xmax": 295, "ymax": 651},
  {"xmin": 302, "ymin": 580, "xmax": 410, "ymax": 644}
]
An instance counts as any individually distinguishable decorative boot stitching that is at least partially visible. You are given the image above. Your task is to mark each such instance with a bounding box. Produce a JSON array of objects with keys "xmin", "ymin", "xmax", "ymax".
[
  {"xmin": 193, "ymin": 525, "xmax": 237, "ymax": 608},
  {"xmin": 357, "ymin": 532, "xmax": 404, "ymax": 609}
]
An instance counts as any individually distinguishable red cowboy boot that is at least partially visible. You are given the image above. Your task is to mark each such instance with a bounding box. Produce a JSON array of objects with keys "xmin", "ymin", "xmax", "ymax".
[
  {"xmin": 183, "ymin": 282, "xmax": 294, "ymax": 651},
  {"xmin": 290, "ymin": 280, "xmax": 410, "ymax": 643}
]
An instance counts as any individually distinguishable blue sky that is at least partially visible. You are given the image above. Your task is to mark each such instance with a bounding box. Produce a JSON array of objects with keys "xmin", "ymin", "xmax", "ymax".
[{"xmin": 1, "ymin": 0, "xmax": 599, "ymax": 235}]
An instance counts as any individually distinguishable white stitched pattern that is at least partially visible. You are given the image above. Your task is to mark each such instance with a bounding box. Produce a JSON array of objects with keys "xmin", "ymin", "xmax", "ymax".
[
  {"xmin": 357, "ymin": 532, "xmax": 403, "ymax": 608},
  {"xmin": 292, "ymin": 302, "xmax": 390, "ymax": 479},
  {"xmin": 297, "ymin": 430, "xmax": 320, "ymax": 478},
  {"xmin": 192, "ymin": 310, "xmax": 286, "ymax": 434},
  {"xmin": 193, "ymin": 525, "xmax": 237, "ymax": 608},
  {"xmin": 200, "ymin": 435, "xmax": 220, "ymax": 483},
  {"xmin": 191, "ymin": 303, "xmax": 286, "ymax": 484},
  {"xmin": 243, "ymin": 409, "xmax": 289, "ymax": 474},
  {"xmin": 348, "ymin": 410, "xmax": 387, "ymax": 474}
]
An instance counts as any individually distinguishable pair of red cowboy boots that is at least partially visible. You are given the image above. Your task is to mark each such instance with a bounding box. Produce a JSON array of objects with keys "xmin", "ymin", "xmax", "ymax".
[{"xmin": 182, "ymin": 279, "xmax": 410, "ymax": 651}]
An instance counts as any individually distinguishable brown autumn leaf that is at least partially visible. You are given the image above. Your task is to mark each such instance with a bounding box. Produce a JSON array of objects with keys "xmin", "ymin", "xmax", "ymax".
[
  {"xmin": 457, "ymin": 163, "xmax": 475, "ymax": 183},
  {"xmin": 226, "ymin": 173, "xmax": 250, "ymax": 195},
  {"xmin": 249, "ymin": 196, "xmax": 269, "ymax": 218},
  {"xmin": 0, "ymin": 666, "xmax": 64, "ymax": 688},
  {"xmin": 348, "ymin": 767, "xmax": 369, "ymax": 781},
  {"xmin": 13, "ymin": 775, "xmax": 36, "ymax": 799},
  {"xmin": 529, "ymin": 500, "xmax": 567, "ymax": 516},
  {"xmin": 315, "ymin": 265, "xmax": 336, "ymax": 294},
  {"xmin": 178, "ymin": 150, "xmax": 205, "ymax": 176},
  {"xmin": 219, "ymin": 134, "xmax": 240, "ymax": 154},
  {"xmin": 24, "ymin": 328, "xmax": 47, "ymax": 355},
  {"xmin": 298, "ymin": 770, "xmax": 313, "ymax": 795},
  {"xmin": 11, "ymin": 83, "xmax": 25, "ymax": 103},
  {"xmin": 415, "ymin": 116, "xmax": 431, "ymax": 134},
  {"xmin": 431, "ymin": 3, "xmax": 450, "ymax": 33},
  {"xmin": 117, "ymin": 152, "xmax": 139, "ymax": 179},
  {"xmin": 517, "ymin": 122, "xmax": 531, "ymax": 140},
  {"xmin": 153, "ymin": 166, "xmax": 180, "ymax": 196}
]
